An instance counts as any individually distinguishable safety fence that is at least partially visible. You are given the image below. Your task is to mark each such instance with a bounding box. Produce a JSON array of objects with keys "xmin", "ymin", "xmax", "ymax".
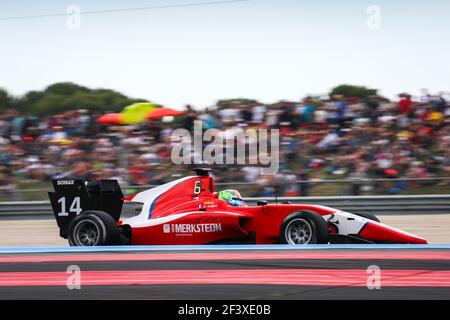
[
  {"xmin": 2, "ymin": 177, "xmax": 450, "ymax": 202},
  {"xmin": 1, "ymin": 194, "xmax": 449, "ymax": 219}
]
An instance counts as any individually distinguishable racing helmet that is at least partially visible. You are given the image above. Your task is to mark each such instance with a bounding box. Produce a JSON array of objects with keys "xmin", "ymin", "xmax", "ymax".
[{"xmin": 218, "ymin": 189, "xmax": 246, "ymax": 207}]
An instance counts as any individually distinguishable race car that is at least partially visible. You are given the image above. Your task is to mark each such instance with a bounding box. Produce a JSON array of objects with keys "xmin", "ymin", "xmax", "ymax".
[{"xmin": 48, "ymin": 169, "xmax": 428, "ymax": 246}]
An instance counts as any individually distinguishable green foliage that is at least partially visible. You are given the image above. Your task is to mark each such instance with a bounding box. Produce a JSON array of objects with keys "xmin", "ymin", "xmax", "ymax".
[
  {"xmin": 0, "ymin": 88, "xmax": 12, "ymax": 112},
  {"xmin": 330, "ymin": 84, "xmax": 378, "ymax": 98},
  {"xmin": 4, "ymin": 82, "xmax": 145, "ymax": 115},
  {"xmin": 44, "ymin": 82, "xmax": 89, "ymax": 95},
  {"xmin": 216, "ymin": 98, "xmax": 259, "ymax": 108}
]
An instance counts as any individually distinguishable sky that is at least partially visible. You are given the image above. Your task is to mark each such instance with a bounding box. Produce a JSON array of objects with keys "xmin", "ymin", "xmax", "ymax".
[{"xmin": 1, "ymin": 0, "xmax": 449, "ymax": 109}]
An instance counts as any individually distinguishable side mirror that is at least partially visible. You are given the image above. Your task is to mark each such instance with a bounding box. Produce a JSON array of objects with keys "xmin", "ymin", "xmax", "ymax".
[{"xmin": 257, "ymin": 200, "xmax": 268, "ymax": 206}]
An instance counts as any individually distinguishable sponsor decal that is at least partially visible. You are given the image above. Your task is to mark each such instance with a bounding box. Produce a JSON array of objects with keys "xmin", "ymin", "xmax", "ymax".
[
  {"xmin": 163, "ymin": 224, "xmax": 171, "ymax": 233},
  {"xmin": 57, "ymin": 180, "xmax": 75, "ymax": 186},
  {"xmin": 198, "ymin": 201, "xmax": 218, "ymax": 209},
  {"xmin": 163, "ymin": 223, "xmax": 222, "ymax": 234}
]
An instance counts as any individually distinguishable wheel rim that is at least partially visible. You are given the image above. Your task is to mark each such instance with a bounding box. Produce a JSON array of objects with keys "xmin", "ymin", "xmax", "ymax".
[
  {"xmin": 74, "ymin": 220, "xmax": 100, "ymax": 246},
  {"xmin": 285, "ymin": 218, "xmax": 313, "ymax": 244}
]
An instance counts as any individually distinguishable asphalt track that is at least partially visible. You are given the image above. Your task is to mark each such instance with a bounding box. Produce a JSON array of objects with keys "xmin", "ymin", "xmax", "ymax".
[
  {"xmin": 2, "ymin": 214, "xmax": 450, "ymax": 246},
  {"xmin": 1, "ymin": 245, "xmax": 450, "ymax": 299}
]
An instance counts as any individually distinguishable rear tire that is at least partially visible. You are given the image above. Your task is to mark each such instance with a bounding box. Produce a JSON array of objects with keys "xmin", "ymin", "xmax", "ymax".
[
  {"xmin": 280, "ymin": 211, "xmax": 329, "ymax": 244},
  {"xmin": 67, "ymin": 210, "xmax": 118, "ymax": 246}
]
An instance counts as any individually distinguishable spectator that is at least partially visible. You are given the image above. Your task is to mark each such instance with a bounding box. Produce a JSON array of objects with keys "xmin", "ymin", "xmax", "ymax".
[{"xmin": 0, "ymin": 89, "xmax": 449, "ymax": 200}]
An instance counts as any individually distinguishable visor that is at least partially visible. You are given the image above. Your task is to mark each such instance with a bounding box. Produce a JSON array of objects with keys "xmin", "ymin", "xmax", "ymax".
[{"xmin": 229, "ymin": 197, "xmax": 245, "ymax": 207}]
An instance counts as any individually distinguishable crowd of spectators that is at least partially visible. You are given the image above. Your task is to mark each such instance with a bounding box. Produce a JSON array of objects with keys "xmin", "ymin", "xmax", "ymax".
[{"xmin": 1, "ymin": 90, "xmax": 450, "ymax": 200}]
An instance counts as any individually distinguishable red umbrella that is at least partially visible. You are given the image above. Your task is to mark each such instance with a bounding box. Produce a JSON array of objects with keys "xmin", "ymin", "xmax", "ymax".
[
  {"xmin": 145, "ymin": 107, "xmax": 183, "ymax": 119},
  {"xmin": 96, "ymin": 113, "xmax": 123, "ymax": 124}
]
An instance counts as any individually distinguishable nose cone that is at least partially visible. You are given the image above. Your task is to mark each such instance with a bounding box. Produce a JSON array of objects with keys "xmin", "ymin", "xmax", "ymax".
[{"xmin": 359, "ymin": 221, "xmax": 428, "ymax": 244}]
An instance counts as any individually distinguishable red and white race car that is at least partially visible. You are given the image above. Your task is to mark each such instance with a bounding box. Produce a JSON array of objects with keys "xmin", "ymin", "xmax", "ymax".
[{"xmin": 49, "ymin": 169, "xmax": 427, "ymax": 246}]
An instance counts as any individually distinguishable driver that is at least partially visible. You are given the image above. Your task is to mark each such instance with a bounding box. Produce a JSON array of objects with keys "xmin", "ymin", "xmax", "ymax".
[{"xmin": 218, "ymin": 189, "xmax": 246, "ymax": 207}]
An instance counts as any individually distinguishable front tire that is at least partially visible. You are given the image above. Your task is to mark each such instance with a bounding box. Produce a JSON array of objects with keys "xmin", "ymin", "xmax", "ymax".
[
  {"xmin": 280, "ymin": 211, "xmax": 329, "ymax": 244},
  {"xmin": 67, "ymin": 210, "xmax": 118, "ymax": 246}
]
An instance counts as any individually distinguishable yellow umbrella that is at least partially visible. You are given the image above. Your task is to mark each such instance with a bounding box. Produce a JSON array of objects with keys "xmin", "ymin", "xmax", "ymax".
[
  {"xmin": 49, "ymin": 138, "xmax": 73, "ymax": 145},
  {"xmin": 121, "ymin": 102, "xmax": 157, "ymax": 124}
]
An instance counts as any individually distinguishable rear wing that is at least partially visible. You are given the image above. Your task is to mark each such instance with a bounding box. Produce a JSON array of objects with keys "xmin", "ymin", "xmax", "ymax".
[{"xmin": 48, "ymin": 179, "xmax": 124, "ymax": 238}]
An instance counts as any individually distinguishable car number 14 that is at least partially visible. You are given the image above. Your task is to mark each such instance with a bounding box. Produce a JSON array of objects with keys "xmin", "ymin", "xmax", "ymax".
[{"xmin": 57, "ymin": 197, "xmax": 82, "ymax": 216}]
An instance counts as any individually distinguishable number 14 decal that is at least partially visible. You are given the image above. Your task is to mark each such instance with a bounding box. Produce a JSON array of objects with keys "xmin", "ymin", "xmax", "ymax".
[{"xmin": 57, "ymin": 197, "xmax": 82, "ymax": 216}]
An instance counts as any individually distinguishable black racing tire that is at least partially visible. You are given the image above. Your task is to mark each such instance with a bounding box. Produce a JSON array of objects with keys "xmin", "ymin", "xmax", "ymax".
[
  {"xmin": 353, "ymin": 212, "xmax": 380, "ymax": 223},
  {"xmin": 67, "ymin": 210, "xmax": 118, "ymax": 246},
  {"xmin": 280, "ymin": 211, "xmax": 329, "ymax": 244}
]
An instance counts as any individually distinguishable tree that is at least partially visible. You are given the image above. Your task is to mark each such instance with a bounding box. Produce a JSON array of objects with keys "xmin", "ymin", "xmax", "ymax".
[
  {"xmin": 44, "ymin": 82, "xmax": 89, "ymax": 95},
  {"xmin": 216, "ymin": 98, "xmax": 259, "ymax": 108},
  {"xmin": 3, "ymin": 82, "xmax": 146, "ymax": 115},
  {"xmin": 329, "ymin": 84, "xmax": 378, "ymax": 98},
  {"xmin": 0, "ymin": 88, "xmax": 12, "ymax": 112}
]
